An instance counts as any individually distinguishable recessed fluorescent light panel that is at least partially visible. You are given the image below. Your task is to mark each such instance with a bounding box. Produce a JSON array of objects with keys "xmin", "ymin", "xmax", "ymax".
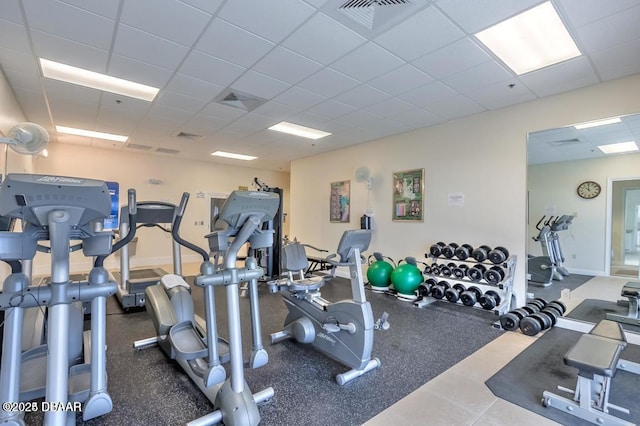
[
  {"xmin": 211, "ymin": 151, "xmax": 257, "ymax": 161},
  {"xmin": 475, "ymin": 1, "xmax": 581, "ymax": 75},
  {"xmin": 268, "ymin": 121, "xmax": 331, "ymax": 140},
  {"xmin": 574, "ymin": 117, "xmax": 622, "ymax": 130},
  {"xmin": 598, "ymin": 141, "xmax": 638, "ymax": 155},
  {"xmin": 56, "ymin": 126, "xmax": 129, "ymax": 142},
  {"xmin": 40, "ymin": 58, "xmax": 159, "ymax": 102}
]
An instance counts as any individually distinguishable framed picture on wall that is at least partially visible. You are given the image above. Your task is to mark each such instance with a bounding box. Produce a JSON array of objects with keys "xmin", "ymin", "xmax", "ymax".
[
  {"xmin": 393, "ymin": 169, "xmax": 424, "ymax": 222},
  {"xmin": 330, "ymin": 180, "xmax": 350, "ymax": 223}
]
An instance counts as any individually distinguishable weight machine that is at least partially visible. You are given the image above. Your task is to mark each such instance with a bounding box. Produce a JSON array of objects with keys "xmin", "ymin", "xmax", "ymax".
[
  {"xmin": 528, "ymin": 215, "xmax": 573, "ymax": 287},
  {"xmin": 252, "ymin": 177, "xmax": 283, "ymax": 280}
]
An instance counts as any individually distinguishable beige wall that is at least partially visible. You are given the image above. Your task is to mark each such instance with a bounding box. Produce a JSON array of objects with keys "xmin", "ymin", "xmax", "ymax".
[
  {"xmin": 33, "ymin": 143, "xmax": 290, "ymax": 274},
  {"xmin": 0, "ymin": 68, "xmax": 31, "ymax": 175},
  {"xmin": 289, "ymin": 73, "xmax": 640, "ymax": 307}
]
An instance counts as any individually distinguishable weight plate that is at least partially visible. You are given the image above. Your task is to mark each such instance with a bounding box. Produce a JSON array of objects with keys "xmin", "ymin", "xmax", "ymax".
[
  {"xmin": 543, "ymin": 305, "xmax": 562, "ymax": 319},
  {"xmin": 488, "ymin": 246, "xmax": 510, "ymax": 264},
  {"xmin": 444, "ymin": 287, "xmax": 459, "ymax": 302},
  {"xmin": 521, "ymin": 305, "xmax": 537, "ymax": 315},
  {"xmin": 534, "ymin": 312, "xmax": 553, "ymax": 329},
  {"xmin": 429, "ymin": 242, "xmax": 446, "ymax": 257},
  {"xmin": 525, "ymin": 303, "xmax": 541, "ymax": 313},
  {"xmin": 417, "ymin": 284, "xmax": 431, "ymax": 297},
  {"xmin": 460, "ymin": 291, "xmax": 477, "ymax": 307},
  {"xmin": 548, "ymin": 300, "xmax": 566, "ymax": 315},
  {"xmin": 512, "ymin": 308, "xmax": 529, "ymax": 319},
  {"xmin": 431, "ymin": 285, "xmax": 445, "ymax": 299},
  {"xmin": 440, "ymin": 265, "xmax": 452, "ymax": 276},
  {"xmin": 453, "ymin": 283, "xmax": 467, "ymax": 293},
  {"xmin": 527, "ymin": 299, "xmax": 545, "ymax": 310},
  {"xmin": 533, "ymin": 297, "xmax": 548, "ymax": 307},
  {"xmin": 424, "ymin": 278, "xmax": 438, "ymax": 287},
  {"xmin": 479, "ymin": 293, "xmax": 497, "ymax": 310},
  {"xmin": 520, "ymin": 315, "xmax": 543, "ymax": 336},
  {"xmin": 500, "ymin": 312, "xmax": 520, "ymax": 331},
  {"xmin": 541, "ymin": 308, "xmax": 559, "ymax": 325},
  {"xmin": 452, "ymin": 267, "xmax": 465, "ymax": 279},
  {"xmin": 484, "ymin": 269, "xmax": 501, "ymax": 284}
]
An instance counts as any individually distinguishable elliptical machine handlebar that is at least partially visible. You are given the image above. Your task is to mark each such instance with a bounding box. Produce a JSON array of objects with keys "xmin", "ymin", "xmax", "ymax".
[
  {"xmin": 95, "ymin": 188, "xmax": 137, "ymax": 267},
  {"xmin": 171, "ymin": 192, "xmax": 210, "ymax": 262}
]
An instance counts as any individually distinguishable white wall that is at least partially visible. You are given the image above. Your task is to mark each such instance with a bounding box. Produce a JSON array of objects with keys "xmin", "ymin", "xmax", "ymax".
[
  {"xmin": 289, "ymin": 73, "xmax": 640, "ymax": 307},
  {"xmin": 0, "ymin": 68, "xmax": 32, "ymax": 176},
  {"xmin": 34, "ymin": 143, "xmax": 290, "ymax": 275},
  {"xmin": 528, "ymin": 153, "xmax": 640, "ymax": 276}
]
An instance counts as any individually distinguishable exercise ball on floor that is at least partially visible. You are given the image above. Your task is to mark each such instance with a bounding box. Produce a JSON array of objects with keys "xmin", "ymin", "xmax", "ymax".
[
  {"xmin": 367, "ymin": 257, "xmax": 394, "ymax": 291},
  {"xmin": 391, "ymin": 263, "xmax": 423, "ymax": 298}
]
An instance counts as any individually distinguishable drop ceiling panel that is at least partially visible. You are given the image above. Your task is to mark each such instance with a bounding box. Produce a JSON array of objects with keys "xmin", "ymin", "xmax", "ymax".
[
  {"xmin": 590, "ymin": 39, "xmax": 640, "ymax": 81},
  {"xmin": 328, "ymin": 109, "xmax": 380, "ymax": 129},
  {"xmin": 56, "ymin": 134, "xmax": 91, "ymax": 146},
  {"xmin": 557, "ymin": 0, "xmax": 640, "ymax": 28},
  {"xmin": 423, "ymin": 94, "xmax": 485, "ymax": 120},
  {"xmin": 282, "ymin": 12, "xmax": 367, "ymax": 65},
  {"xmin": 519, "ymin": 56, "xmax": 599, "ymax": 97},
  {"xmin": 148, "ymin": 103, "xmax": 193, "ymax": 124},
  {"xmin": 179, "ymin": 50, "xmax": 246, "ymax": 87},
  {"xmin": 232, "ymin": 70, "xmax": 291, "ymax": 99},
  {"xmin": 367, "ymin": 64, "xmax": 434, "ymax": 96},
  {"xmin": 59, "ymin": 0, "xmax": 121, "ymax": 20},
  {"xmin": 217, "ymin": 0, "xmax": 315, "ymax": 43},
  {"xmin": 164, "ymin": 74, "xmax": 224, "ymax": 102},
  {"xmin": 31, "ymin": 30, "xmax": 109, "ymax": 73},
  {"xmin": 43, "ymin": 79, "xmax": 103, "ymax": 105},
  {"xmin": 91, "ymin": 139, "xmax": 124, "ymax": 150},
  {"xmin": 465, "ymin": 80, "xmax": 536, "ymax": 110},
  {"xmin": 0, "ymin": 0, "xmax": 24, "ymax": 24},
  {"xmin": 334, "ymin": 84, "xmax": 389, "ymax": 109},
  {"xmin": 575, "ymin": 4, "xmax": 640, "ymax": 53},
  {"xmin": 398, "ymin": 81, "xmax": 460, "ymax": 108},
  {"xmin": 200, "ymin": 101, "xmax": 247, "ymax": 121},
  {"xmin": 0, "ymin": 48, "xmax": 39, "ymax": 78},
  {"xmin": 113, "ymin": 24, "xmax": 189, "ymax": 70},
  {"xmin": 108, "ymin": 54, "xmax": 174, "ymax": 88},
  {"xmin": 120, "ymin": 0, "xmax": 212, "ymax": 47},
  {"xmin": 306, "ymin": 99, "xmax": 355, "ymax": 120},
  {"xmin": 251, "ymin": 101, "xmax": 299, "ymax": 120},
  {"xmin": 95, "ymin": 106, "xmax": 141, "ymax": 134},
  {"xmin": 155, "ymin": 90, "xmax": 208, "ymax": 113},
  {"xmin": 411, "ymin": 38, "xmax": 492, "ymax": 80},
  {"xmin": 196, "ymin": 19, "xmax": 275, "ymax": 68},
  {"xmin": 297, "ymin": 67, "xmax": 360, "ymax": 98},
  {"xmin": 374, "ymin": 7, "xmax": 464, "ymax": 61},
  {"xmin": 441, "ymin": 61, "xmax": 513, "ymax": 93},
  {"xmin": 331, "ymin": 42, "xmax": 404, "ymax": 83},
  {"xmin": 252, "ymin": 47, "xmax": 323, "ymax": 85},
  {"xmin": 99, "ymin": 92, "xmax": 153, "ymax": 115},
  {"xmin": 179, "ymin": 0, "xmax": 224, "ymax": 15},
  {"xmin": 272, "ymin": 87, "xmax": 326, "ymax": 109},
  {"xmin": 364, "ymin": 97, "xmax": 415, "ymax": 118},
  {"xmin": 388, "ymin": 107, "xmax": 444, "ymax": 127},
  {"xmin": 182, "ymin": 114, "xmax": 231, "ymax": 134},
  {"xmin": 0, "ymin": 19, "xmax": 30, "ymax": 52},
  {"xmin": 435, "ymin": 0, "xmax": 542, "ymax": 33},
  {"xmin": 21, "ymin": 0, "xmax": 115, "ymax": 50}
]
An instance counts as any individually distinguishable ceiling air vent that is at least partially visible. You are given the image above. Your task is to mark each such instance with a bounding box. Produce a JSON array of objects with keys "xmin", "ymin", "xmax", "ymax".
[
  {"xmin": 126, "ymin": 143, "xmax": 153, "ymax": 150},
  {"xmin": 215, "ymin": 89, "xmax": 267, "ymax": 112},
  {"xmin": 156, "ymin": 148, "xmax": 180, "ymax": 155},
  {"xmin": 548, "ymin": 138, "xmax": 582, "ymax": 147},
  {"xmin": 323, "ymin": 0, "xmax": 428, "ymax": 36},
  {"xmin": 175, "ymin": 131, "xmax": 204, "ymax": 141}
]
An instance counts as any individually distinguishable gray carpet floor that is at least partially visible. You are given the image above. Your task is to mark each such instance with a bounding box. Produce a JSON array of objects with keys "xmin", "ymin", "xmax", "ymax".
[
  {"xmin": 25, "ymin": 276, "xmax": 503, "ymax": 425},
  {"xmin": 528, "ymin": 273, "xmax": 593, "ymax": 302}
]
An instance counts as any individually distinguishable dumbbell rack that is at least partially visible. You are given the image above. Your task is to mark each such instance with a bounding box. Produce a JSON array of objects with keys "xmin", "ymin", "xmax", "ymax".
[{"xmin": 415, "ymin": 255, "xmax": 517, "ymax": 316}]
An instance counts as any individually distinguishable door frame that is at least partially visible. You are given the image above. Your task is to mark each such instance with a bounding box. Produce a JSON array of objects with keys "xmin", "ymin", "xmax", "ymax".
[{"xmin": 605, "ymin": 176, "xmax": 640, "ymax": 276}]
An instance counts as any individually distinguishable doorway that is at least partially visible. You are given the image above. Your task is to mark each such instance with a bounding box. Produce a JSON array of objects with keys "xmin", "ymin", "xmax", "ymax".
[{"xmin": 610, "ymin": 179, "xmax": 640, "ymax": 277}]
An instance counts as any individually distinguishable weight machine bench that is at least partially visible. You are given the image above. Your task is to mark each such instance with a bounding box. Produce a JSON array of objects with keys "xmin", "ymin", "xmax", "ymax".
[
  {"xmin": 606, "ymin": 282, "xmax": 640, "ymax": 327},
  {"xmin": 543, "ymin": 319, "xmax": 640, "ymax": 425}
]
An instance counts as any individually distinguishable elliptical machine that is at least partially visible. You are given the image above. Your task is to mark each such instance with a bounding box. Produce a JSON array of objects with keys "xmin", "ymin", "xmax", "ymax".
[
  {"xmin": 135, "ymin": 190, "xmax": 279, "ymax": 426},
  {"xmin": 269, "ymin": 229, "xmax": 388, "ymax": 385},
  {"xmin": 0, "ymin": 173, "xmax": 137, "ymax": 425},
  {"xmin": 528, "ymin": 216, "xmax": 559, "ymax": 287}
]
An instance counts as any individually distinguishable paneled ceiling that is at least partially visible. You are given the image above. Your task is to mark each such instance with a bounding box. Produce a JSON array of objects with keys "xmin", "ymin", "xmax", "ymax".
[{"xmin": 1, "ymin": 0, "xmax": 639, "ymax": 171}]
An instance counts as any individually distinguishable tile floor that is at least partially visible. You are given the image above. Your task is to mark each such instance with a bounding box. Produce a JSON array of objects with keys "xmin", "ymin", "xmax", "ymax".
[{"xmin": 362, "ymin": 274, "xmax": 634, "ymax": 426}]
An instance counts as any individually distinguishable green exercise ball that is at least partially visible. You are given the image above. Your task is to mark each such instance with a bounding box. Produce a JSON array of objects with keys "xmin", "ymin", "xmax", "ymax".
[
  {"xmin": 391, "ymin": 263, "xmax": 423, "ymax": 295},
  {"xmin": 367, "ymin": 260, "xmax": 394, "ymax": 288}
]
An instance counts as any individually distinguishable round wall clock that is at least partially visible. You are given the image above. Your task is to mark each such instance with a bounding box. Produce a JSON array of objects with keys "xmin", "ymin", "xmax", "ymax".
[{"xmin": 577, "ymin": 181, "xmax": 601, "ymax": 199}]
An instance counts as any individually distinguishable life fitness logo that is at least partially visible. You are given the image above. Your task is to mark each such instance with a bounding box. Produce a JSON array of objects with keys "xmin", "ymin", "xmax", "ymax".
[{"xmin": 35, "ymin": 176, "xmax": 83, "ymax": 184}]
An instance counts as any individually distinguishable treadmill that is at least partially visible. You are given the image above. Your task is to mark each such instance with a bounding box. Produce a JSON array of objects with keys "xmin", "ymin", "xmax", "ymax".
[{"xmin": 114, "ymin": 201, "xmax": 182, "ymax": 309}]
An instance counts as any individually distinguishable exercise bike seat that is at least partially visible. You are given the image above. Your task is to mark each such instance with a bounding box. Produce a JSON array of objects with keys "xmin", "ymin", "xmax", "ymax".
[
  {"xmin": 621, "ymin": 282, "xmax": 640, "ymax": 298},
  {"xmin": 281, "ymin": 243, "xmax": 324, "ymax": 292}
]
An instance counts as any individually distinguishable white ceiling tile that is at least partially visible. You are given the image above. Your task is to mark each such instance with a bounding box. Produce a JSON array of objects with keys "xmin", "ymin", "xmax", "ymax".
[
  {"xmin": 465, "ymin": 80, "xmax": 536, "ymax": 110},
  {"xmin": 364, "ymin": 97, "xmax": 415, "ymax": 118},
  {"xmin": 12, "ymin": 88, "xmax": 50, "ymax": 124},
  {"xmin": 398, "ymin": 81, "xmax": 460, "ymax": 108},
  {"xmin": 200, "ymin": 102, "xmax": 247, "ymax": 121},
  {"xmin": 253, "ymin": 47, "xmax": 322, "ymax": 85},
  {"xmin": 56, "ymin": 134, "xmax": 91, "ymax": 146},
  {"xmin": 196, "ymin": 19, "xmax": 275, "ymax": 68},
  {"xmin": 303, "ymin": 0, "xmax": 328, "ymax": 8},
  {"xmin": 252, "ymin": 101, "xmax": 299, "ymax": 120},
  {"xmin": 148, "ymin": 104, "xmax": 194, "ymax": 124},
  {"xmin": 165, "ymin": 74, "xmax": 224, "ymax": 102},
  {"xmin": 374, "ymin": 7, "xmax": 464, "ymax": 61},
  {"xmin": 0, "ymin": 19, "xmax": 30, "ymax": 53},
  {"xmin": 435, "ymin": 0, "xmax": 542, "ymax": 33},
  {"xmin": 297, "ymin": 67, "xmax": 360, "ymax": 97},
  {"xmin": 328, "ymin": 110, "xmax": 379, "ymax": 129},
  {"xmin": 3, "ymin": 68, "xmax": 40, "ymax": 95},
  {"xmin": 412, "ymin": 37, "xmax": 492, "ymax": 79},
  {"xmin": 59, "ymin": 0, "xmax": 120, "ymax": 20},
  {"xmin": 575, "ymin": 4, "xmax": 640, "ymax": 53},
  {"xmin": 441, "ymin": 61, "xmax": 513, "ymax": 93},
  {"xmin": 0, "ymin": 47, "xmax": 38, "ymax": 75},
  {"xmin": 224, "ymin": 114, "xmax": 278, "ymax": 133},
  {"xmin": 95, "ymin": 106, "xmax": 141, "ymax": 134},
  {"xmin": 155, "ymin": 90, "xmax": 209, "ymax": 113},
  {"xmin": 423, "ymin": 94, "xmax": 485, "ymax": 120},
  {"xmin": 21, "ymin": 0, "xmax": 115, "ymax": 50},
  {"xmin": 232, "ymin": 70, "xmax": 291, "ymax": 99},
  {"xmin": 519, "ymin": 56, "xmax": 600, "ymax": 97},
  {"xmin": 287, "ymin": 111, "xmax": 332, "ymax": 129},
  {"xmin": 179, "ymin": 0, "xmax": 224, "ymax": 15},
  {"xmin": 218, "ymin": 0, "xmax": 315, "ymax": 43},
  {"xmin": 49, "ymin": 98, "xmax": 100, "ymax": 126},
  {"xmin": 108, "ymin": 54, "xmax": 174, "ymax": 88},
  {"xmin": 273, "ymin": 87, "xmax": 326, "ymax": 109},
  {"xmin": 333, "ymin": 85, "xmax": 389, "ymax": 109},
  {"xmin": 0, "ymin": 0, "xmax": 24, "ymax": 24},
  {"xmin": 590, "ymin": 39, "xmax": 640, "ymax": 81},
  {"xmin": 100, "ymin": 92, "xmax": 153, "ymax": 115},
  {"xmin": 388, "ymin": 108, "xmax": 445, "ymax": 127},
  {"xmin": 43, "ymin": 79, "xmax": 102, "ymax": 105},
  {"xmin": 367, "ymin": 64, "xmax": 434, "ymax": 96},
  {"xmin": 182, "ymin": 113, "xmax": 231, "ymax": 134},
  {"xmin": 91, "ymin": 139, "xmax": 124, "ymax": 150},
  {"xmin": 121, "ymin": 0, "xmax": 211, "ymax": 46},
  {"xmin": 306, "ymin": 99, "xmax": 356, "ymax": 120},
  {"xmin": 31, "ymin": 29, "xmax": 109, "ymax": 73},
  {"xmin": 282, "ymin": 12, "xmax": 367, "ymax": 65},
  {"xmin": 179, "ymin": 50, "xmax": 247, "ymax": 87},
  {"xmin": 331, "ymin": 42, "xmax": 404, "ymax": 82},
  {"xmin": 114, "ymin": 24, "xmax": 189, "ymax": 71},
  {"xmin": 557, "ymin": 0, "xmax": 640, "ymax": 27}
]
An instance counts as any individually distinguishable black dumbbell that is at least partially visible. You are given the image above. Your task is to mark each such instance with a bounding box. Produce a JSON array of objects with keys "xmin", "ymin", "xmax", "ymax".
[
  {"xmin": 471, "ymin": 245, "xmax": 492, "ymax": 262},
  {"xmin": 441, "ymin": 243, "xmax": 459, "ymax": 259},
  {"xmin": 431, "ymin": 263, "xmax": 440, "ymax": 276},
  {"xmin": 528, "ymin": 298, "xmax": 547, "ymax": 311},
  {"xmin": 417, "ymin": 279, "xmax": 435, "ymax": 298},
  {"xmin": 467, "ymin": 264, "xmax": 487, "ymax": 282},
  {"xmin": 520, "ymin": 312, "xmax": 553, "ymax": 336},
  {"xmin": 452, "ymin": 264, "xmax": 469, "ymax": 279},
  {"xmin": 500, "ymin": 308, "xmax": 530, "ymax": 331},
  {"xmin": 541, "ymin": 306, "xmax": 561, "ymax": 326},
  {"xmin": 547, "ymin": 300, "xmax": 566, "ymax": 315},
  {"xmin": 430, "ymin": 280, "xmax": 450, "ymax": 299},
  {"xmin": 444, "ymin": 283, "xmax": 466, "ymax": 303},
  {"xmin": 460, "ymin": 286, "xmax": 482, "ymax": 306},
  {"xmin": 521, "ymin": 304, "xmax": 539, "ymax": 315},
  {"xmin": 488, "ymin": 246, "xmax": 510, "ymax": 264},
  {"xmin": 484, "ymin": 265, "xmax": 506, "ymax": 284},
  {"xmin": 440, "ymin": 262, "xmax": 456, "ymax": 277},
  {"xmin": 429, "ymin": 242, "xmax": 446, "ymax": 257},
  {"xmin": 479, "ymin": 290, "xmax": 501, "ymax": 310},
  {"xmin": 454, "ymin": 244, "xmax": 474, "ymax": 260}
]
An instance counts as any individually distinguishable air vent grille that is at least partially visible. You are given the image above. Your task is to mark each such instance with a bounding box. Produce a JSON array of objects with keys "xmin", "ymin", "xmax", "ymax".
[
  {"xmin": 175, "ymin": 131, "xmax": 204, "ymax": 140},
  {"xmin": 156, "ymin": 148, "xmax": 180, "ymax": 155},
  {"xmin": 215, "ymin": 89, "xmax": 267, "ymax": 112},
  {"xmin": 548, "ymin": 138, "xmax": 582, "ymax": 146},
  {"xmin": 127, "ymin": 143, "xmax": 153, "ymax": 150},
  {"xmin": 339, "ymin": 0, "xmax": 413, "ymax": 30}
]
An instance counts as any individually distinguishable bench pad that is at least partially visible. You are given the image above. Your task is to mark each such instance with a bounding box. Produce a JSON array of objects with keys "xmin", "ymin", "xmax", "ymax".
[{"xmin": 564, "ymin": 334, "xmax": 625, "ymax": 377}]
